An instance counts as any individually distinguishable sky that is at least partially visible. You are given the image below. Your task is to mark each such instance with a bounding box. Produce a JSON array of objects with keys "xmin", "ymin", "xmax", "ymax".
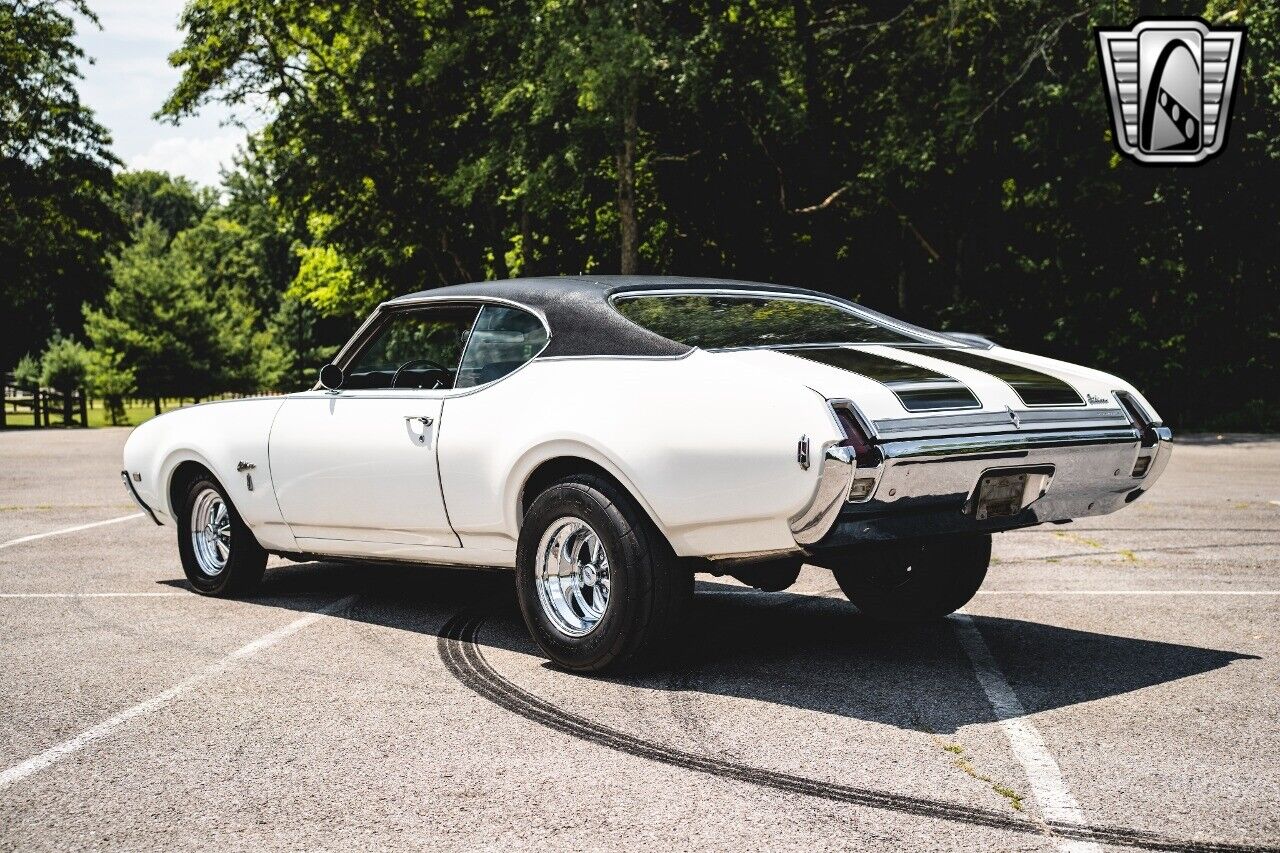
[{"xmin": 72, "ymin": 0, "xmax": 255, "ymax": 188}]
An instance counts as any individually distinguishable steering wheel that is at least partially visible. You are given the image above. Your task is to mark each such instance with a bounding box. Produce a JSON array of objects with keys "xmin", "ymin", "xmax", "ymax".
[{"xmin": 390, "ymin": 357, "xmax": 449, "ymax": 389}]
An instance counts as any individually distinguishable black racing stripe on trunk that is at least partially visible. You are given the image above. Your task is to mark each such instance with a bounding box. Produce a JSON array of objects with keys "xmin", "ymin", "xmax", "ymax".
[
  {"xmin": 902, "ymin": 348, "xmax": 1084, "ymax": 406},
  {"xmin": 785, "ymin": 347, "xmax": 980, "ymax": 412}
]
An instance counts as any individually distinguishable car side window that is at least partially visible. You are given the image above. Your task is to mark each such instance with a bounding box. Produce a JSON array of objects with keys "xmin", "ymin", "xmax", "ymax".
[
  {"xmin": 454, "ymin": 305, "xmax": 549, "ymax": 389},
  {"xmin": 344, "ymin": 305, "xmax": 481, "ymax": 390}
]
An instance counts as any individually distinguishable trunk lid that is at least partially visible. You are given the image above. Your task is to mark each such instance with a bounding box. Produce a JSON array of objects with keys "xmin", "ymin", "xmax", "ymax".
[{"xmin": 711, "ymin": 345, "xmax": 1134, "ymax": 439}]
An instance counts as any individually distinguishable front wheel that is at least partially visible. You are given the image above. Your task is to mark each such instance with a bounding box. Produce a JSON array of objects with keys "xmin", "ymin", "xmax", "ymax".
[
  {"xmin": 829, "ymin": 533, "xmax": 991, "ymax": 621},
  {"xmin": 515, "ymin": 474, "xmax": 692, "ymax": 672},
  {"xmin": 176, "ymin": 475, "xmax": 266, "ymax": 596}
]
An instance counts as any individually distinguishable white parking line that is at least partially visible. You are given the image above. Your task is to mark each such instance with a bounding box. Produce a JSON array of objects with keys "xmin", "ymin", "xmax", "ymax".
[
  {"xmin": 0, "ymin": 592, "xmax": 185, "ymax": 598},
  {"xmin": 952, "ymin": 613, "xmax": 1100, "ymax": 853},
  {"xmin": 0, "ymin": 594, "xmax": 356, "ymax": 790},
  {"xmin": 0, "ymin": 514, "xmax": 145, "ymax": 551},
  {"xmin": 976, "ymin": 590, "xmax": 1280, "ymax": 596}
]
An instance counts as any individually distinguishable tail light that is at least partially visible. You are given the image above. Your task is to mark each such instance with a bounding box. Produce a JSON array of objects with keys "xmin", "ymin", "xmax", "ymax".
[
  {"xmin": 831, "ymin": 402, "xmax": 881, "ymax": 501},
  {"xmin": 1115, "ymin": 391, "xmax": 1158, "ymax": 447},
  {"xmin": 1115, "ymin": 390, "xmax": 1158, "ymax": 477},
  {"xmin": 831, "ymin": 403, "xmax": 882, "ymax": 467}
]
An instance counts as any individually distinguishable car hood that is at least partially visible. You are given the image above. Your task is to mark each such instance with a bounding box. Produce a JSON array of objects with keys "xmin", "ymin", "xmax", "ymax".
[{"xmin": 707, "ymin": 345, "xmax": 1162, "ymax": 439}]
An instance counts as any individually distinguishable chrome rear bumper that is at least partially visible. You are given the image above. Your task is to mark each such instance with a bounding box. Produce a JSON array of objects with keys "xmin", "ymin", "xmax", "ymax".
[{"xmin": 795, "ymin": 425, "xmax": 1172, "ymax": 549}]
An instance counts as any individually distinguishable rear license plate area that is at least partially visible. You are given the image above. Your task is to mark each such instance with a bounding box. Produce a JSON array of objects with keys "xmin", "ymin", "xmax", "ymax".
[{"xmin": 973, "ymin": 472, "xmax": 1030, "ymax": 520}]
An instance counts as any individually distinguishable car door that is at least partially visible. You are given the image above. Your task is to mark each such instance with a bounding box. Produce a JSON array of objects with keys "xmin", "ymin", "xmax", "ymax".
[{"xmin": 268, "ymin": 303, "xmax": 481, "ymax": 549}]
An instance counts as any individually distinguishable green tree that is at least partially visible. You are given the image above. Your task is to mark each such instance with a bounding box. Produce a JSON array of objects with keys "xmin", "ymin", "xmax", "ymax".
[
  {"xmin": 83, "ymin": 220, "xmax": 222, "ymax": 409},
  {"xmin": 12, "ymin": 353, "xmax": 41, "ymax": 388},
  {"xmin": 85, "ymin": 348, "xmax": 135, "ymax": 426},
  {"xmin": 38, "ymin": 334, "xmax": 89, "ymax": 425},
  {"xmin": 158, "ymin": 0, "xmax": 1280, "ymax": 426},
  {"xmin": 0, "ymin": 0, "xmax": 119, "ymax": 367},
  {"xmin": 265, "ymin": 295, "xmax": 335, "ymax": 391},
  {"xmin": 112, "ymin": 170, "xmax": 216, "ymax": 239}
]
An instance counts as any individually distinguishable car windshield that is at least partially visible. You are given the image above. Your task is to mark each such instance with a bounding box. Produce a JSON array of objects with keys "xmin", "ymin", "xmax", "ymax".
[{"xmin": 612, "ymin": 293, "xmax": 935, "ymax": 349}]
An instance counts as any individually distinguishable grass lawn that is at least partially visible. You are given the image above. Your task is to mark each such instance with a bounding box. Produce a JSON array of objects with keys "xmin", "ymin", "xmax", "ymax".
[{"xmin": 2, "ymin": 399, "xmax": 186, "ymax": 429}]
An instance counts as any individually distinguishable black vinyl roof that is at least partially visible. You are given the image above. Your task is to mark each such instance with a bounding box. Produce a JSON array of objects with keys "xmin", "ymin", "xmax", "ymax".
[{"xmin": 386, "ymin": 275, "xmax": 935, "ymax": 358}]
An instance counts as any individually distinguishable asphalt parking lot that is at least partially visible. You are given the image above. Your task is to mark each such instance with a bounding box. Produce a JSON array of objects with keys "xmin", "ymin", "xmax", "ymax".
[{"xmin": 1, "ymin": 428, "xmax": 1277, "ymax": 852}]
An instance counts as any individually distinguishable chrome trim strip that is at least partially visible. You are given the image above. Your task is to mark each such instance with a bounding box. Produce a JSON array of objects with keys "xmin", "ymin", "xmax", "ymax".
[
  {"xmin": 1017, "ymin": 408, "xmax": 1128, "ymax": 424},
  {"xmin": 536, "ymin": 351, "xmax": 695, "ymax": 362},
  {"xmin": 874, "ymin": 407, "xmax": 1129, "ymax": 435},
  {"xmin": 121, "ymin": 470, "xmax": 161, "ymax": 526},
  {"xmin": 878, "ymin": 427, "xmax": 1141, "ymax": 461}
]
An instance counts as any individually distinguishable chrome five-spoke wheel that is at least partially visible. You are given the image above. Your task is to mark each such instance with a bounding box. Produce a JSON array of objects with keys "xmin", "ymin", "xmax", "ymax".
[
  {"xmin": 534, "ymin": 516, "xmax": 611, "ymax": 637},
  {"xmin": 190, "ymin": 487, "xmax": 231, "ymax": 577}
]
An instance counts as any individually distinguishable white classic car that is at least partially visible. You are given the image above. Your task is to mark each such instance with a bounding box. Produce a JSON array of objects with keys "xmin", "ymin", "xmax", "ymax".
[{"xmin": 122, "ymin": 277, "xmax": 1172, "ymax": 671}]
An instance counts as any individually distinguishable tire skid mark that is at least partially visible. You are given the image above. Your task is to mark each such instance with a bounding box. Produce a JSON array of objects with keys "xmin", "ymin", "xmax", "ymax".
[
  {"xmin": 439, "ymin": 612, "xmax": 1276, "ymax": 853},
  {"xmin": 664, "ymin": 648, "xmax": 735, "ymax": 761}
]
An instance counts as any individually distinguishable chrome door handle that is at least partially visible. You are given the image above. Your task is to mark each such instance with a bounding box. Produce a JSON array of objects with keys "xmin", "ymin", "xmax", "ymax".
[{"xmin": 404, "ymin": 415, "xmax": 433, "ymax": 445}]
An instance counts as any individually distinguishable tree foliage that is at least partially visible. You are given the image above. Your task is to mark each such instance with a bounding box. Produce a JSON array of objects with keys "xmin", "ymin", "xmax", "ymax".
[
  {"xmin": 0, "ymin": 0, "xmax": 119, "ymax": 368},
  {"xmin": 112, "ymin": 170, "xmax": 216, "ymax": 239},
  {"xmin": 83, "ymin": 220, "xmax": 223, "ymax": 400},
  {"xmin": 38, "ymin": 333, "xmax": 88, "ymax": 392},
  {"xmin": 85, "ymin": 347, "xmax": 135, "ymax": 425},
  {"xmin": 159, "ymin": 0, "xmax": 1279, "ymax": 426}
]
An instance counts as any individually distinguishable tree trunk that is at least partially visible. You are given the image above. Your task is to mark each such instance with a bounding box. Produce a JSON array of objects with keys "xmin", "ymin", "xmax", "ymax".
[
  {"xmin": 617, "ymin": 90, "xmax": 639, "ymax": 275},
  {"xmin": 62, "ymin": 389, "xmax": 72, "ymax": 426},
  {"xmin": 153, "ymin": 396, "xmax": 161, "ymax": 416}
]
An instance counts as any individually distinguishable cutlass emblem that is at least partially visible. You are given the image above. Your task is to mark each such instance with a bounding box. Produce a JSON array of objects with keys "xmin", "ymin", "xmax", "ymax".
[{"xmin": 1005, "ymin": 406, "xmax": 1021, "ymax": 429}]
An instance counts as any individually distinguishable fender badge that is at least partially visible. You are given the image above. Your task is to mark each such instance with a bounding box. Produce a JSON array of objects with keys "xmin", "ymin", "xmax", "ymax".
[{"xmin": 1005, "ymin": 406, "xmax": 1022, "ymax": 429}]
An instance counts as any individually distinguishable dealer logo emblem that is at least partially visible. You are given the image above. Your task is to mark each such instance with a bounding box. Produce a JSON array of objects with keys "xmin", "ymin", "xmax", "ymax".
[{"xmin": 1095, "ymin": 18, "xmax": 1244, "ymax": 165}]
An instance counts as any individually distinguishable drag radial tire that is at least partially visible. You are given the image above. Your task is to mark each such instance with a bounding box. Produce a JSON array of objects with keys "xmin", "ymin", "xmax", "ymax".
[
  {"xmin": 176, "ymin": 474, "xmax": 267, "ymax": 597},
  {"xmin": 831, "ymin": 533, "xmax": 991, "ymax": 621},
  {"xmin": 516, "ymin": 475, "xmax": 692, "ymax": 673}
]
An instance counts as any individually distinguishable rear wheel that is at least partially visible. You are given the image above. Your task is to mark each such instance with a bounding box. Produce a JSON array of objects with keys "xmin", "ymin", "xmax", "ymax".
[
  {"xmin": 829, "ymin": 534, "xmax": 990, "ymax": 621},
  {"xmin": 516, "ymin": 474, "xmax": 692, "ymax": 672},
  {"xmin": 176, "ymin": 475, "xmax": 266, "ymax": 597}
]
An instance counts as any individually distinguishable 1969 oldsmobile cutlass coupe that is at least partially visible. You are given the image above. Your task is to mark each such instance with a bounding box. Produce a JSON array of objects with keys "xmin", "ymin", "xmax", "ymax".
[{"xmin": 122, "ymin": 277, "xmax": 1171, "ymax": 671}]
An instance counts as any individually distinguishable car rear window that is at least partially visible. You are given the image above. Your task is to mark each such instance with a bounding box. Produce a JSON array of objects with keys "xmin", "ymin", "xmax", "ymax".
[{"xmin": 612, "ymin": 293, "xmax": 930, "ymax": 349}]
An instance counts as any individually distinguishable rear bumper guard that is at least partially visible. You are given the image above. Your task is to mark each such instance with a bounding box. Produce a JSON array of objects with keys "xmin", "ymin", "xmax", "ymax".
[{"xmin": 796, "ymin": 424, "xmax": 1172, "ymax": 549}]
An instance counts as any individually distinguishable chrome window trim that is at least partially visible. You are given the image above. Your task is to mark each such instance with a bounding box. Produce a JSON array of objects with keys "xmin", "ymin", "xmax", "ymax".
[
  {"xmin": 536, "ymin": 351, "xmax": 695, "ymax": 363},
  {"xmin": 323, "ymin": 296, "xmax": 552, "ymax": 398},
  {"xmin": 607, "ymin": 288, "xmax": 959, "ymax": 349}
]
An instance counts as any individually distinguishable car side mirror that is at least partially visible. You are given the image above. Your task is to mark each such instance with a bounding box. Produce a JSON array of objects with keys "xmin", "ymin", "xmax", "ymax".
[{"xmin": 319, "ymin": 363, "xmax": 345, "ymax": 390}]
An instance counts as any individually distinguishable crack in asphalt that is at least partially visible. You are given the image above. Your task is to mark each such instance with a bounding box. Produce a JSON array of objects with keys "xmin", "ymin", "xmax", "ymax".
[{"xmin": 438, "ymin": 611, "xmax": 1277, "ymax": 853}]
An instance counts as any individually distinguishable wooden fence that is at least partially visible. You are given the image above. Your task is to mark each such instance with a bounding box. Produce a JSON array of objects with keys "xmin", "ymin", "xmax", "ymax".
[
  {"xmin": 2, "ymin": 376, "xmax": 290, "ymax": 429},
  {"xmin": 1, "ymin": 374, "xmax": 88, "ymax": 428}
]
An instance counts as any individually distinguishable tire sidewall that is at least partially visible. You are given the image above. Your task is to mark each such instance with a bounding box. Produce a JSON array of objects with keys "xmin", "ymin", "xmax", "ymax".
[
  {"xmin": 516, "ymin": 481, "xmax": 643, "ymax": 670},
  {"xmin": 177, "ymin": 476, "xmax": 259, "ymax": 596},
  {"xmin": 835, "ymin": 533, "xmax": 990, "ymax": 621}
]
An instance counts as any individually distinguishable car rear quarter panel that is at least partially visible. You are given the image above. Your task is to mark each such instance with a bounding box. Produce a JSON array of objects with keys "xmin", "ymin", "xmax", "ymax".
[
  {"xmin": 122, "ymin": 398, "xmax": 297, "ymax": 551},
  {"xmin": 437, "ymin": 351, "xmax": 841, "ymax": 558}
]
